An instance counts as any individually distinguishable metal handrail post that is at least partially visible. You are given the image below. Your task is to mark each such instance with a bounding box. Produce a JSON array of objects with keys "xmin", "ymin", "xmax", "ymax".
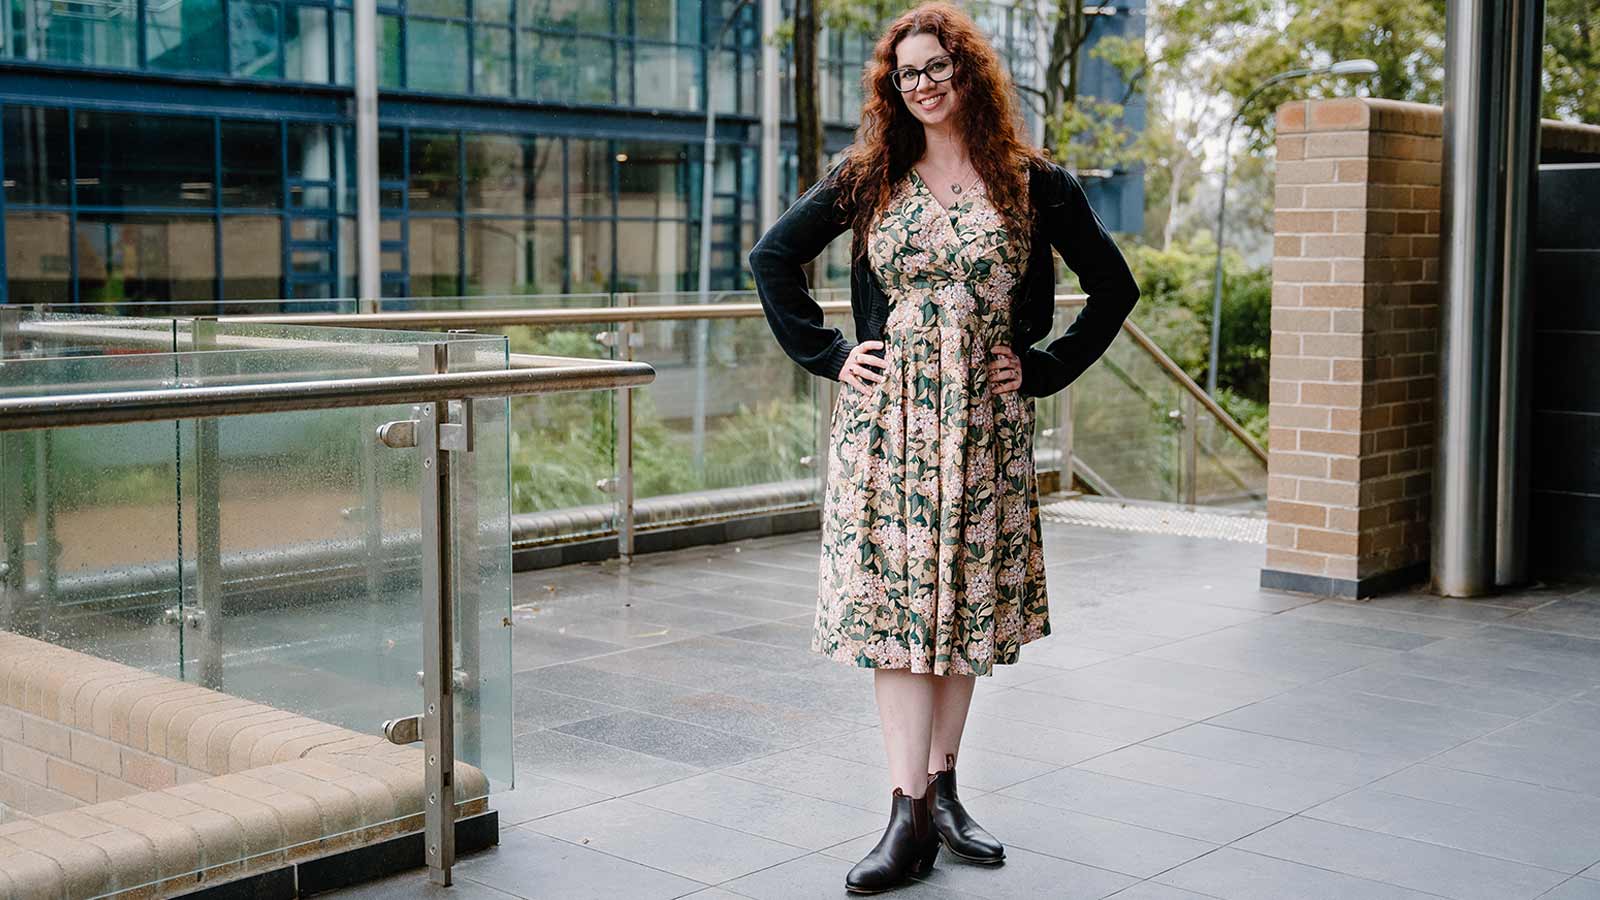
[
  {"xmin": 419, "ymin": 342, "xmax": 457, "ymax": 885},
  {"xmin": 1181, "ymin": 392, "xmax": 1199, "ymax": 507},
  {"xmin": 1058, "ymin": 385, "xmax": 1075, "ymax": 492},
  {"xmin": 190, "ymin": 318, "xmax": 226, "ymax": 690},
  {"xmin": 0, "ymin": 307, "xmax": 22, "ymax": 629},
  {"xmin": 617, "ymin": 318, "xmax": 637, "ymax": 563}
]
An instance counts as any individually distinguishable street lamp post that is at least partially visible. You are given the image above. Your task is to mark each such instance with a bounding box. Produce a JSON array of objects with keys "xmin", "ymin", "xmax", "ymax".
[{"xmin": 1205, "ymin": 58, "xmax": 1379, "ymax": 397}]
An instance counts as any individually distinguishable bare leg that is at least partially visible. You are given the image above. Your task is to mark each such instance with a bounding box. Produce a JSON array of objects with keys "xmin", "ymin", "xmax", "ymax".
[
  {"xmin": 927, "ymin": 674, "xmax": 976, "ymax": 774},
  {"xmin": 874, "ymin": 668, "xmax": 937, "ymax": 797}
]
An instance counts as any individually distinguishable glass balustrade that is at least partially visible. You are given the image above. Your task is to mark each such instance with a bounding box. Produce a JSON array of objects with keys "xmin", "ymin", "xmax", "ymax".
[{"xmin": 0, "ymin": 311, "xmax": 517, "ymax": 887}]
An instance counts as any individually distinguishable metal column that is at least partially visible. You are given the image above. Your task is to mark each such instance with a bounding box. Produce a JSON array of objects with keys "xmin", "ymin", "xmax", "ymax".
[
  {"xmin": 759, "ymin": 0, "xmax": 781, "ymax": 231},
  {"xmin": 354, "ymin": 0, "xmax": 381, "ymax": 311},
  {"xmin": 1433, "ymin": 0, "xmax": 1514, "ymax": 597},
  {"xmin": 190, "ymin": 318, "xmax": 225, "ymax": 690},
  {"xmin": 419, "ymin": 344, "xmax": 458, "ymax": 885},
  {"xmin": 1494, "ymin": 0, "xmax": 1545, "ymax": 588}
]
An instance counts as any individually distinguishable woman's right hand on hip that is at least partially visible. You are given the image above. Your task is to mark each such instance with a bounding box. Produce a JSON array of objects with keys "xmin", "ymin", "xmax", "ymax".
[{"xmin": 841, "ymin": 341, "xmax": 888, "ymax": 393}]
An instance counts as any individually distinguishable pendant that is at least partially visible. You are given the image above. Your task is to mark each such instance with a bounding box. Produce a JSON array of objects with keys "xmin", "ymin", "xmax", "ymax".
[{"xmin": 951, "ymin": 184, "xmax": 963, "ymax": 194}]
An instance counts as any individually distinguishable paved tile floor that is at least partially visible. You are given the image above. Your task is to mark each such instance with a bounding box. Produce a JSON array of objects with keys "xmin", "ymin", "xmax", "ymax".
[{"xmin": 334, "ymin": 520, "xmax": 1600, "ymax": 900}]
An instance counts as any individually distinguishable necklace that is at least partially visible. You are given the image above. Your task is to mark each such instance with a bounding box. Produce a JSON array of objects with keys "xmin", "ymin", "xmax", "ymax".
[{"xmin": 917, "ymin": 162, "xmax": 982, "ymax": 198}]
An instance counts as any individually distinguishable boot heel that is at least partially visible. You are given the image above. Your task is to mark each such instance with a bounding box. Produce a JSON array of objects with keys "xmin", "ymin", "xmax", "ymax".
[{"xmin": 914, "ymin": 841, "xmax": 940, "ymax": 875}]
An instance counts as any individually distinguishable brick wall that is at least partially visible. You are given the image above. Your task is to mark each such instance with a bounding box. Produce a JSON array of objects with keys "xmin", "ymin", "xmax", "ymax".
[
  {"xmin": 1, "ymin": 703, "xmax": 208, "ymax": 822},
  {"xmin": 1263, "ymin": 98, "xmax": 1442, "ymax": 597},
  {"xmin": 1263, "ymin": 99, "xmax": 1600, "ymax": 597}
]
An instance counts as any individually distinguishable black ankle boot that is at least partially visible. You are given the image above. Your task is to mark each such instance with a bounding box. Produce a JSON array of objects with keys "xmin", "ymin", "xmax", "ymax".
[
  {"xmin": 845, "ymin": 788, "xmax": 939, "ymax": 894},
  {"xmin": 927, "ymin": 754, "xmax": 1004, "ymax": 864}
]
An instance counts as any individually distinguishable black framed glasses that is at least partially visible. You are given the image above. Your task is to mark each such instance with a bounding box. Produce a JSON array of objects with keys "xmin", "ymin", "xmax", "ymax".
[{"xmin": 890, "ymin": 55, "xmax": 956, "ymax": 92}]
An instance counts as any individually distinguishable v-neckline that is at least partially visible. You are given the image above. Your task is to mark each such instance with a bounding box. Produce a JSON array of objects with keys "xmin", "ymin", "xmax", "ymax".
[{"xmin": 910, "ymin": 167, "xmax": 973, "ymax": 221}]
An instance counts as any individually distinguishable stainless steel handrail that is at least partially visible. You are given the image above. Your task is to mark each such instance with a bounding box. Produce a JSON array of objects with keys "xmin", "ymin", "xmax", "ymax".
[
  {"xmin": 0, "ymin": 349, "xmax": 654, "ymax": 887},
  {"xmin": 1055, "ymin": 297, "xmax": 1268, "ymax": 467},
  {"xmin": 0, "ymin": 355, "xmax": 654, "ymax": 432}
]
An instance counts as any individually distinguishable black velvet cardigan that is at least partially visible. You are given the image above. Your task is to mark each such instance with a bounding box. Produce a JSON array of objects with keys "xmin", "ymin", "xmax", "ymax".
[{"xmin": 748, "ymin": 159, "xmax": 1140, "ymax": 398}]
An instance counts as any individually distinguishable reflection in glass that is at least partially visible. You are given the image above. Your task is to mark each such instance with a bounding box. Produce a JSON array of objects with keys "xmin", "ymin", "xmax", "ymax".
[
  {"xmin": 616, "ymin": 219, "xmax": 690, "ymax": 294},
  {"xmin": 13, "ymin": 0, "xmax": 138, "ymax": 68},
  {"xmin": 409, "ymin": 217, "xmax": 460, "ymax": 295},
  {"xmin": 407, "ymin": 19, "xmax": 468, "ymax": 93},
  {"xmin": 146, "ymin": 0, "xmax": 226, "ymax": 72},
  {"xmin": 77, "ymin": 215, "xmax": 218, "ymax": 303},
  {"xmin": 465, "ymin": 218, "xmax": 563, "ymax": 295},
  {"xmin": 568, "ymin": 138, "xmax": 610, "ymax": 217},
  {"xmin": 3, "ymin": 107, "xmax": 71, "ymax": 206},
  {"xmin": 410, "ymin": 131, "xmax": 461, "ymax": 213},
  {"xmin": 75, "ymin": 111, "xmax": 214, "ymax": 208},
  {"xmin": 633, "ymin": 42, "xmax": 699, "ymax": 110},
  {"xmin": 518, "ymin": 0, "xmax": 610, "ymax": 32},
  {"xmin": 465, "ymin": 134, "xmax": 526, "ymax": 215},
  {"xmin": 285, "ymin": 4, "xmax": 335, "ymax": 82},
  {"xmin": 231, "ymin": 0, "xmax": 282, "ymax": 78},
  {"xmin": 222, "ymin": 120, "xmax": 282, "ymax": 208},
  {"xmin": 379, "ymin": 14, "xmax": 403, "ymax": 87},
  {"xmin": 474, "ymin": 26, "xmax": 513, "ymax": 95},
  {"xmin": 523, "ymin": 33, "xmax": 615, "ymax": 104},
  {"xmin": 5, "ymin": 212, "xmax": 72, "ymax": 302},
  {"xmin": 569, "ymin": 218, "xmax": 611, "ymax": 293},
  {"xmin": 617, "ymin": 141, "xmax": 689, "ymax": 219},
  {"xmin": 222, "ymin": 216, "xmax": 283, "ymax": 299}
]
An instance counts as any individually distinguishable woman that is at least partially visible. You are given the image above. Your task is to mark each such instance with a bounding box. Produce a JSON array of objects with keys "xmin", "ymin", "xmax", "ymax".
[{"xmin": 749, "ymin": 3, "xmax": 1139, "ymax": 893}]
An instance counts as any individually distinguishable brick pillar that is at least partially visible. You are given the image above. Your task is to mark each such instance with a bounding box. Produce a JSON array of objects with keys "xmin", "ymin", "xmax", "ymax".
[{"xmin": 1262, "ymin": 98, "xmax": 1442, "ymax": 598}]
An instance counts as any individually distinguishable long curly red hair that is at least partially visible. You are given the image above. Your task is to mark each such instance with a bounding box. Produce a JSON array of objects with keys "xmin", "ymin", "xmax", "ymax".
[{"xmin": 834, "ymin": 2, "xmax": 1045, "ymax": 256}]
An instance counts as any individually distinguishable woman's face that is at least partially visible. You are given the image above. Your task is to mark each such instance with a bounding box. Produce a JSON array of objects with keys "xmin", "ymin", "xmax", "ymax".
[{"xmin": 893, "ymin": 33, "xmax": 958, "ymax": 128}]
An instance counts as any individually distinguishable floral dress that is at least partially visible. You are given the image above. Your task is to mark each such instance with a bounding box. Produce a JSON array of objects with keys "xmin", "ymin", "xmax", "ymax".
[{"xmin": 812, "ymin": 169, "xmax": 1050, "ymax": 677}]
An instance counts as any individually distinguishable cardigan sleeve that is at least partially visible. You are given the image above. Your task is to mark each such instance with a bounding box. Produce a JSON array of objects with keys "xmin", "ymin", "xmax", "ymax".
[
  {"xmin": 1019, "ymin": 164, "xmax": 1141, "ymax": 398},
  {"xmin": 748, "ymin": 166, "xmax": 856, "ymax": 381}
]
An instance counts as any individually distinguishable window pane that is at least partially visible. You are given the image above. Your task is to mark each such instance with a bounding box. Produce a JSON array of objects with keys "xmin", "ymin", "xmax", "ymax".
[
  {"xmin": 288, "ymin": 123, "xmax": 340, "ymax": 210},
  {"xmin": 465, "ymin": 218, "xmax": 561, "ymax": 294},
  {"xmin": 407, "ymin": 19, "xmax": 468, "ymax": 93},
  {"xmin": 410, "ymin": 0, "xmax": 466, "ymax": 16},
  {"xmin": 409, "ymin": 131, "xmax": 459, "ymax": 212},
  {"xmin": 408, "ymin": 217, "xmax": 460, "ymax": 296},
  {"xmin": 617, "ymin": 141, "xmax": 688, "ymax": 218},
  {"xmin": 286, "ymin": 5, "xmax": 335, "ymax": 82},
  {"xmin": 146, "ymin": 0, "xmax": 226, "ymax": 73},
  {"xmin": 18, "ymin": 0, "xmax": 137, "ymax": 68},
  {"xmin": 77, "ymin": 215, "xmax": 217, "ymax": 303},
  {"xmin": 616, "ymin": 219, "xmax": 690, "ymax": 293},
  {"xmin": 4, "ymin": 107, "xmax": 71, "ymax": 206},
  {"xmin": 5, "ymin": 212, "xmax": 71, "ymax": 302},
  {"xmin": 474, "ymin": 25, "xmax": 512, "ymax": 96},
  {"xmin": 530, "ymin": 136, "xmax": 562, "ymax": 216},
  {"xmin": 222, "ymin": 215, "xmax": 283, "ymax": 299},
  {"xmin": 475, "ymin": 0, "xmax": 509, "ymax": 21},
  {"xmin": 232, "ymin": 1, "xmax": 282, "ymax": 78},
  {"xmin": 568, "ymin": 138, "xmax": 609, "ymax": 217},
  {"xmin": 634, "ymin": 0, "xmax": 693, "ymax": 43},
  {"xmin": 569, "ymin": 218, "xmax": 611, "ymax": 293},
  {"xmin": 75, "ymin": 112, "xmax": 214, "ymax": 208},
  {"xmin": 221, "ymin": 120, "xmax": 281, "ymax": 208},
  {"xmin": 518, "ymin": 0, "xmax": 609, "ymax": 32},
  {"xmin": 465, "ymin": 133, "xmax": 523, "ymax": 215},
  {"xmin": 334, "ymin": 9, "xmax": 354, "ymax": 84},
  {"xmin": 523, "ymin": 33, "xmax": 614, "ymax": 103},
  {"xmin": 380, "ymin": 14, "xmax": 403, "ymax": 88},
  {"xmin": 340, "ymin": 215, "xmax": 357, "ymax": 297},
  {"xmin": 633, "ymin": 43, "xmax": 699, "ymax": 111},
  {"xmin": 462, "ymin": 135, "xmax": 557, "ymax": 216}
]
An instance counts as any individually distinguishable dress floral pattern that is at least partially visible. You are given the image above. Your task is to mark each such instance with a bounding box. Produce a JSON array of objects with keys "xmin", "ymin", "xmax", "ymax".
[{"xmin": 812, "ymin": 169, "xmax": 1050, "ymax": 676}]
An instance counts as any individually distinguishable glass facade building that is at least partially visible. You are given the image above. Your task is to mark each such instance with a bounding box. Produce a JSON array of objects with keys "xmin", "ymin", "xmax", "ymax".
[{"xmin": 0, "ymin": 0, "xmax": 1143, "ymax": 306}]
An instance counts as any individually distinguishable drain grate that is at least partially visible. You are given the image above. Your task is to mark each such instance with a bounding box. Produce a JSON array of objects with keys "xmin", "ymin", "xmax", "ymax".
[{"xmin": 1040, "ymin": 498, "xmax": 1267, "ymax": 544}]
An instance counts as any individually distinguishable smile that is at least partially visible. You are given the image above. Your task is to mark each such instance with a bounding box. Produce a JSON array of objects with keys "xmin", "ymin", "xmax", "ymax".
[{"xmin": 917, "ymin": 94, "xmax": 946, "ymax": 110}]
